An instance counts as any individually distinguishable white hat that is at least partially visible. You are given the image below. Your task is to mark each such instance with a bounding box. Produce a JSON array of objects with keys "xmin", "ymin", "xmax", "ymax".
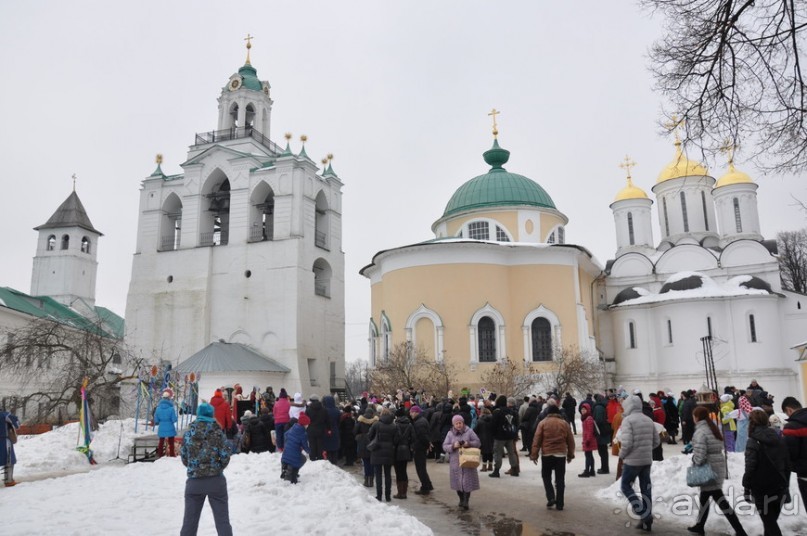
[
  {"xmin": 720, "ymin": 394, "xmax": 732, "ymax": 403},
  {"xmin": 633, "ymin": 388, "xmax": 642, "ymax": 395},
  {"xmin": 242, "ymin": 410, "xmax": 254, "ymax": 419},
  {"xmin": 293, "ymin": 392, "xmax": 303, "ymax": 403}
]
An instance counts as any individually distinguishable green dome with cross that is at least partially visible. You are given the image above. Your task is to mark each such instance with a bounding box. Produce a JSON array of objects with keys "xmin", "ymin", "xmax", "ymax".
[{"xmin": 442, "ymin": 139, "xmax": 556, "ymax": 217}]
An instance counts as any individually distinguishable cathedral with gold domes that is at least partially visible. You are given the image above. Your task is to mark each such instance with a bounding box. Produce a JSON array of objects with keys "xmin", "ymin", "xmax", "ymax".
[{"xmin": 363, "ymin": 117, "xmax": 807, "ymax": 401}]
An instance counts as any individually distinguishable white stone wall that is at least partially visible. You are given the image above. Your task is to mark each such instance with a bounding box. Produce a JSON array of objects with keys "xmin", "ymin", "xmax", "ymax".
[{"xmin": 30, "ymin": 224, "xmax": 100, "ymax": 306}]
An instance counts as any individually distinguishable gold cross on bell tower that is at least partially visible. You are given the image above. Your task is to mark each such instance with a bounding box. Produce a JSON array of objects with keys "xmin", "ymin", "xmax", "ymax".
[
  {"xmin": 244, "ymin": 33, "xmax": 254, "ymax": 65},
  {"xmin": 72, "ymin": 173, "xmax": 77, "ymax": 192},
  {"xmin": 619, "ymin": 155, "xmax": 637, "ymax": 180},
  {"xmin": 488, "ymin": 108, "xmax": 500, "ymax": 139}
]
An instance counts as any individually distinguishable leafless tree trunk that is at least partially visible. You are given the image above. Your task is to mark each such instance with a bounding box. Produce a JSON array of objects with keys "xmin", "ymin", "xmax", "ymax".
[
  {"xmin": 344, "ymin": 359, "xmax": 372, "ymax": 399},
  {"xmin": 643, "ymin": 0, "xmax": 807, "ymax": 172},
  {"xmin": 369, "ymin": 342, "xmax": 458, "ymax": 398},
  {"xmin": 535, "ymin": 346, "xmax": 604, "ymax": 397},
  {"xmin": 479, "ymin": 357, "xmax": 537, "ymax": 399},
  {"xmin": 778, "ymin": 228, "xmax": 807, "ymax": 293}
]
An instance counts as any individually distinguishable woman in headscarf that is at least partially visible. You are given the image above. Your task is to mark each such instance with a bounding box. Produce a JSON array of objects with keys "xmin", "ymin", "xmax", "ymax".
[
  {"xmin": 354, "ymin": 405, "xmax": 378, "ymax": 488},
  {"xmin": 443, "ymin": 414, "xmax": 481, "ymax": 510}
]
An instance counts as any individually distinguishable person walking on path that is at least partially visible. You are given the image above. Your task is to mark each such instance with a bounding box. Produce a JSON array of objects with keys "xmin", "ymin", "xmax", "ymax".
[
  {"xmin": 742, "ymin": 409, "xmax": 790, "ymax": 536},
  {"xmin": 410, "ymin": 405, "xmax": 434, "ymax": 495},
  {"xmin": 593, "ymin": 394, "xmax": 611, "ymax": 474},
  {"xmin": 618, "ymin": 394, "xmax": 660, "ymax": 532},
  {"xmin": 562, "ymin": 393, "xmax": 577, "ymax": 434},
  {"xmin": 489, "ymin": 395, "xmax": 519, "ymax": 478},
  {"xmin": 179, "ymin": 402, "xmax": 233, "ymax": 536},
  {"xmin": 686, "ymin": 406, "xmax": 747, "ymax": 535},
  {"xmin": 476, "ymin": 407, "xmax": 495, "ymax": 472},
  {"xmin": 272, "ymin": 389, "xmax": 290, "ymax": 451},
  {"xmin": 367, "ymin": 408, "xmax": 400, "ymax": 502},
  {"xmin": 530, "ymin": 404, "xmax": 575, "ymax": 511},
  {"xmin": 322, "ymin": 395, "xmax": 341, "ymax": 464},
  {"xmin": 443, "ymin": 414, "xmax": 482, "ymax": 510},
  {"xmin": 781, "ymin": 396, "xmax": 807, "ymax": 509},
  {"xmin": 1, "ymin": 410, "xmax": 19, "ymax": 487},
  {"xmin": 579, "ymin": 403, "xmax": 597, "ymax": 478},
  {"xmin": 154, "ymin": 388, "xmax": 178, "ymax": 458},
  {"xmin": 355, "ymin": 406, "xmax": 379, "ymax": 489}
]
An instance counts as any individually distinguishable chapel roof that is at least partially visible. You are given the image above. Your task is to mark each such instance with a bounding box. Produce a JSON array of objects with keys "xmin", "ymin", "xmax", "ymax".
[
  {"xmin": 34, "ymin": 191, "xmax": 102, "ymax": 235},
  {"xmin": 176, "ymin": 341, "xmax": 290, "ymax": 373}
]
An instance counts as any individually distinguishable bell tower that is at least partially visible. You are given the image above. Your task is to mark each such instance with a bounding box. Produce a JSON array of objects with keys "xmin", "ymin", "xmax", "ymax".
[{"xmin": 216, "ymin": 34, "xmax": 273, "ymax": 137}]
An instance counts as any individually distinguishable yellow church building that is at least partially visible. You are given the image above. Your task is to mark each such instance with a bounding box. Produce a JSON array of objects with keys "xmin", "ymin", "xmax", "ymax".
[{"xmin": 360, "ymin": 124, "xmax": 602, "ymax": 392}]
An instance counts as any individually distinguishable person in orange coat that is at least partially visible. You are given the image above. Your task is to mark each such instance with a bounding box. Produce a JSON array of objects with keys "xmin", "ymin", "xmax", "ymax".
[
  {"xmin": 578, "ymin": 403, "xmax": 597, "ymax": 478},
  {"xmin": 210, "ymin": 389, "xmax": 233, "ymax": 432}
]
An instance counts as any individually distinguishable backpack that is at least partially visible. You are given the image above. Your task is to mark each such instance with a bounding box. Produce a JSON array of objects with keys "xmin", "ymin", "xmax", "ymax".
[{"xmin": 501, "ymin": 412, "xmax": 517, "ymax": 439}]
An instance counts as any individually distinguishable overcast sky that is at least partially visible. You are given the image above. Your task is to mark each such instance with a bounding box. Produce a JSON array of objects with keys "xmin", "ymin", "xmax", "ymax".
[{"xmin": 1, "ymin": 1, "xmax": 803, "ymax": 363}]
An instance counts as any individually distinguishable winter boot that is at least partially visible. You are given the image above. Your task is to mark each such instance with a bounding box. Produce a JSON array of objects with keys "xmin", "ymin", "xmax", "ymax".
[
  {"xmin": 368, "ymin": 474, "xmax": 374, "ymax": 488},
  {"xmin": 363, "ymin": 476, "xmax": 370, "ymax": 487},
  {"xmin": 457, "ymin": 490, "xmax": 465, "ymax": 507},
  {"xmin": 480, "ymin": 462, "xmax": 489, "ymax": 472},
  {"xmin": 462, "ymin": 492, "xmax": 471, "ymax": 510},
  {"xmin": 504, "ymin": 467, "xmax": 512, "ymax": 475},
  {"xmin": 288, "ymin": 467, "xmax": 300, "ymax": 484},
  {"xmin": 488, "ymin": 468, "xmax": 500, "ymax": 477},
  {"xmin": 394, "ymin": 481, "xmax": 407, "ymax": 499},
  {"xmin": 280, "ymin": 463, "xmax": 289, "ymax": 481},
  {"xmin": 510, "ymin": 467, "xmax": 519, "ymax": 477}
]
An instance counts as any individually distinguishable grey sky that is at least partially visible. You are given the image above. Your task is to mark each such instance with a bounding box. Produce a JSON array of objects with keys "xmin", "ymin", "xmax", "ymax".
[{"xmin": 1, "ymin": 1, "xmax": 803, "ymax": 364}]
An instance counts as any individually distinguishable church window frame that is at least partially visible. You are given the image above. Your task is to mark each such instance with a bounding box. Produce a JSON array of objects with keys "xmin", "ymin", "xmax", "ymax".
[
  {"xmin": 627, "ymin": 320, "xmax": 637, "ymax": 349},
  {"xmin": 627, "ymin": 212, "xmax": 635, "ymax": 245},
  {"xmin": 369, "ymin": 319, "xmax": 379, "ymax": 367},
  {"xmin": 477, "ymin": 317, "xmax": 497, "ymax": 362},
  {"xmin": 200, "ymin": 170, "xmax": 231, "ymax": 247},
  {"xmin": 249, "ymin": 181, "xmax": 275, "ymax": 243},
  {"xmin": 545, "ymin": 225, "xmax": 565, "ymax": 244},
  {"xmin": 733, "ymin": 197, "xmax": 743, "ymax": 233},
  {"xmin": 313, "ymin": 258, "xmax": 332, "ymax": 298},
  {"xmin": 405, "ymin": 304, "xmax": 444, "ymax": 363},
  {"xmin": 531, "ymin": 318, "xmax": 553, "ymax": 361},
  {"xmin": 557, "ymin": 226, "xmax": 565, "ymax": 244},
  {"xmin": 60, "ymin": 234, "xmax": 70, "ymax": 250},
  {"xmin": 701, "ymin": 191, "xmax": 710, "ymax": 231},
  {"xmin": 159, "ymin": 192, "xmax": 183, "ymax": 252},
  {"xmin": 748, "ymin": 313, "xmax": 758, "ymax": 343},
  {"xmin": 496, "ymin": 225, "xmax": 511, "ymax": 242},
  {"xmin": 470, "ymin": 303, "xmax": 505, "ymax": 364},
  {"xmin": 46, "ymin": 235, "xmax": 56, "ymax": 251},
  {"xmin": 666, "ymin": 318, "xmax": 673, "ymax": 345},
  {"xmin": 462, "ymin": 219, "xmax": 513, "ymax": 242},
  {"xmin": 663, "ymin": 197, "xmax": 670, "ymax": 237},
  {"xmin": 522, "ymin": 305, "xmax": 561, "ymax": 363},
  {"xmin": 468, "ymin": 221, "xmax": 489, "ymax": 240},
  {"xmin": 315, "ymin": 190, "xmax": 330, "ymax": 250},
  {"xmin": 380, "ymin": 312, "xmax": 392, "ymax": 363},
  {"xmin": 81, "ymin": 236, "xmax": 91, "ymax": 254},
  {"xmin": 680, "ymin": 191, "xmax": 690, "ymax": 232},
  {"xmin": 547, "ymin": 231, "xmax": 556, "ymax": 244}
]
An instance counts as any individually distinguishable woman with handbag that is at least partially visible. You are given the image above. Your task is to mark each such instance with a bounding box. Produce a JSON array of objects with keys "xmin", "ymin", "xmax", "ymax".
[
  {"xmin": 687, "ymin": 406, "xmax": 746, "ymax": 535},
  {"xmin": 443, "ymin": 414, "xmax": 482, "ymax": 510},
  {"xmin": 742, "ymin": 409, "xmax": 790, "ymax": 536}
]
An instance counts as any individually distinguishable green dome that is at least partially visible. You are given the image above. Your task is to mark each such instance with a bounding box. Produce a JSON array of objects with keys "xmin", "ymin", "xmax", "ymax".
[
  {"xmin": 237, "ymin": 64, "xmax": 263, "ymax": 91},
  {"xmin": 442, "ymin": 141, "xmax": 556, "ymax": 217}
]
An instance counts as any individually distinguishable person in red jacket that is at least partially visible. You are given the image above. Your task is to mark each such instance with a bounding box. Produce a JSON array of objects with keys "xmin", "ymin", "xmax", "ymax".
[
  {"xmin": 210, "ymin": 389, "xmax": 233, "ymax": 432},
  {"xmin": 579, "ymin": 404, "xmax": 597, "ymax": 478}
]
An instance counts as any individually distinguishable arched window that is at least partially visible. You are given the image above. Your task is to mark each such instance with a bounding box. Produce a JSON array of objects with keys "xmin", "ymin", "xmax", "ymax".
[
  {"xmin": 60, "ymin": 234, "xmax": 70, "ymax": 250},
  {"xmin": 249, "ymin": 182, "xmax": 274, "ymax": 242},
  {"xmin": 733, "ymin": 197, "xmax": 743, "ymax": 233},
  {"xmin": 81, "ymin": 237, "xmax": 90, "ymax": 254},
  {"xmin": 663, "ymin": 197, "xmax": 670, "ymax": 237},
  {"xmin": 381, "ymin": 314, "xmax": 392, "ymax": 362},
  {"xmin": 369, "ymin": 320, "xmax": 379, "ymax": 367},
  {"xmin": 627, "ymin": 212, "xmax": 635, "ymax": 245},
  {"xmin": 701, "ymin": 191, "xmax": 710, "ymax": 231},
  {"xmin": 680, "ymin": 191, "xmax": 689, "ymax": 232},
  {"xmin": 229, "ymin": 103, "xmax": 239, "ymax": 128},
  {"xmin": 477, "ymin": 316, "xmax": 496, "ymax": 362},
  {"xmin": 245, "ymin": 103, "xmax": 256, "ymax": 128},
  {"xmin": 557, "ymin": 227, "xmax": 565, "ymax": 244},
  {"xmin": 313, "ymin": 258, "xmax": 331, "ymax": 298},
  {"xmin": 315, "ymin": 191, "xmax": 329, "ymax": 250},
  {"xmin": 468, "ymin": 221, "xmax": 489, "ymax": 240},
  {"xmin": 46, "ymin": 235, "xmax": 56, "ymax": 251},
  {"xmin": 496, "ymin": 225, "xmax": 510, "ymax": 242},
  {"xmin": 547, "ymin": 231, "xmax": 556, "ymax": 244},
  {"xmin": 160, "ymin": 193, "xmax": 183, "ymax": 251},
  {"xmin": 201, "ymin": 172, "xmax": 230, "ymax": 247},
  {"xmin": 531, "ymin": 317, "xmax": 552, "ymax": 361}
]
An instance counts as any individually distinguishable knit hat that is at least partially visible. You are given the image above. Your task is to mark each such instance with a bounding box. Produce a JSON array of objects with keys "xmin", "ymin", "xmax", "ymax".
[
  {"xmin": 451, "ymin": 414, "xmax": 465, "ymax": 425},
  {"xmin": 162, "ymin": 388, "xmax": 174, "ymax": 398},
  {"xmin": 242, "ymin": 410, "xmax": 254, "ymax": 419},
  {"xmin": 214, "ymin": 389, "xmax": 223, "ymax": 398},
  {"xmin": 309, "ymin": 394, "xmax": 320, "ymax": 402},
  {"xmin": 197, "ymin": 402, "xmax": 215, "ymax": 423},
  {"xmin": 409, "ymin": 405, "xmax": 422, "ymax": 415},
  {"xmin": 297, "ymin": 413, "xmax": 311, "ymax": 426},
  {"xmin": 279, "ymin": 388, "xmax": 288, "ymax": 399},
  {"xmin": 294, "ymin": 392, "xmax": 303, "ymax": 404},
  {"xmin": 720, "ymin": 394, "xmax": 732, "ymax": 403}
]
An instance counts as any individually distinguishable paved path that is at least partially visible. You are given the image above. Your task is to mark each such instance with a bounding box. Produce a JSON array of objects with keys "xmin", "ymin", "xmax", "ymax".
[{"xmin": 347, "ymin": 440, "xmax": 716, "ymax": 535}]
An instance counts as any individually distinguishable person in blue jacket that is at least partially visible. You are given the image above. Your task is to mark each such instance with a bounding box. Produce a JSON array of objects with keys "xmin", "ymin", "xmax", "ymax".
[
  {"xmin": 322, "ymin": 395, "xmax": 341, "ymax": 464},
  {"xmin": 154, "ymin": 388, "xmax": 179, "ymax": 457},
  {"xmin": 1, "ymin": 410, "xmax": 20, "ymax": 487},
  {"xmin": 281, "ymin": 412, "xmax": 311, "ymax": 484}
]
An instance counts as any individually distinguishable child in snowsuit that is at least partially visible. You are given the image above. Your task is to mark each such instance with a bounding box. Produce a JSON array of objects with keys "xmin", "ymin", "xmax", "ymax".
[{"xmin": 281, "ymin": 412, "xmax": 311, "ymax": 484}]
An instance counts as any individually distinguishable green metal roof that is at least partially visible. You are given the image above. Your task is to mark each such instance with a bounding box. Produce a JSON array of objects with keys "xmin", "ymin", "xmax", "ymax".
[
  {"xmin": 238, "ymin": 63, "xmax": 263, "ymax": 91},
  {"xmin": 0, "ymin": 287, "xmax": 123, "ymax": 338},
  {"xmin": 443, "ymin": 140, "xmax": 556, "ymax": 217}
]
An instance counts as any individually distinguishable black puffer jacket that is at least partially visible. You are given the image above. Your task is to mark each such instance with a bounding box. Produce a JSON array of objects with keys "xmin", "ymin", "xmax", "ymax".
[
  {"xmin": 368, "ymin": 412, "xmax": 400, "ymax": 465},
  {"xmin": 411, "ymin": 413, "xmax": 431, "ymax": 451},
  {"xmin": 354, "ymin": 411, "xmax": 378, "ymax": 458},
  {"xmin": 394, "ymin": 415, "xmax": 414, "ymax": 462},
  {"xmin": 784, "ymin": 407, "xmax": 807, "ymax": 476},
  {"xmin": 243, "ymin": 416, "xmax": 272, "ymax": 453},
  {"xmin": 743, "ymin": 425, "xmax": 790, "ymax": 497}
]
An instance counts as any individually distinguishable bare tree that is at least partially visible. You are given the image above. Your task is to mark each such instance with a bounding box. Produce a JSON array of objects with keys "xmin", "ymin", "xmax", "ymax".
[
  {"xmin": 344, "ymin": 359, "xmax": 372, "ymax": 399},
  {"xmin": 369, "ymin": 342, "xmax": 458, "ymax": 398},
  {"xmin": 0, "ymin": 317, "xmax": 141, "ymax": 423},
  {"xmin": 643, "ymin": 0, "xmax": 807, "ymax": 172},
  {"xmin": 479, "ymin": 357, "xmax": 537, "ymax": 399},
  {"xmin": 778, "ymin": 228, "xmax": 807, "ymax": 293},
  {"xmin": 534, "ymin": 346, "xmax": 604, "ymax": 397}
]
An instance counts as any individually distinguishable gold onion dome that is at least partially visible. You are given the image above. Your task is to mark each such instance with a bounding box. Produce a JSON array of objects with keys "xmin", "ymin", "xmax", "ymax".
[
  {"xmin": 614, "ymin": 178, "xmax": 649, "ymax": 202},
  {"xmin": 715, "ymin": 161, "xmax": 754, "ymax": 188},
  {"xmin": 656, "ymin": 139, "xmax": 708, "ymax": 183}
]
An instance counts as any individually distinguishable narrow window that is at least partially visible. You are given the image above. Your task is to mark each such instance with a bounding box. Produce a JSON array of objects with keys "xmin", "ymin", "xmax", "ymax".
[
  {"xmin": 680, "ymin": 192, "xmax": 689, "ymax": 232},
  {"xmin": 557, "ymin": 227, "xmax": 565, "ymax": 244},
  {"xmin": 531, "ymin": 318, "xmax": 552, "ymax": 361},
  {"xmin": 81, "ymin": 237, "xmax": 90, "ymax": 254},
  {"xmin": 61, "ymin": 234, "xmax": 70, "ymax": 250},
  {"xmin": 733, "ymin": 197, "xmax": 743, "ymax": 233},
  {"xmin": 707, "ymin": 316, "xmax": 713, "ymax": 338},
  {"xmin": 495, "ymin": 226, "xmax": 510, "ymax": 242},
  {"xmin": 701, "ymin": 191, "xmax": 710, "ymax": 231},
  {"xmin": 478, "ymin": 316, "xmax": 496, "ymax": 362},
  {"xmin": 627, "ymin": 212, "xmax": 635, "ymax": 245},
  {"xmin": 628, "ymin": 322, "xmax": 636, "ymax": 349},
  {"xmin": 468, "ymin": 221, "xmax": 489, "ymax": 240},
  {"xmin": 749, "ymin": 314, "xmax": 757, "ymax": 342},
  {"xmin": 663, "ymin": 198, "xmax": 670, "ymax": 237},
  {"xmin": 46, "ymin": 235, "xmax": 56, "ymax": 251},
  {"xmin": 667, "ymin": 319, "xmax": 673, "ymax": 344},
  {"xmin": 547, "ymin": 231, "xmax": 556, "ymax": 244}
]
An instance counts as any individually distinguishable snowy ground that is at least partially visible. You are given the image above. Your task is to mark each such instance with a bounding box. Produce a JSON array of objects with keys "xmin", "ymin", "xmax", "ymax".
[
  {"xmin": 1, "ymin": 420, "xmax": 432, "ymax": 536},
  {"xmin": 596, "ymin": 451, "xmax": 807, "ymax": 535}
]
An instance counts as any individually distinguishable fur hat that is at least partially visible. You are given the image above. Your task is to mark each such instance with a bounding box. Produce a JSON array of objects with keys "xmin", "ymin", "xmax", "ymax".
[
  {"xmin": 297, "ymin": 412, "xmax": 311, "ymax": 426},
  {"xmin": 309, "ymin": 394, "xmax": 320, "ymax": 402}
]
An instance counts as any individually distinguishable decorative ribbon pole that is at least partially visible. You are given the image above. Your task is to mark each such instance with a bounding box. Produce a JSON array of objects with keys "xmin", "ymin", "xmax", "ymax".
[{"xmin": 76, "ymin": 378, "xmax": 97, "ymax": 465}]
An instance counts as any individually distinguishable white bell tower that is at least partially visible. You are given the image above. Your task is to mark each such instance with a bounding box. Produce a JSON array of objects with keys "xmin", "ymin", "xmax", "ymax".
[
  {"xmin": 216, "ymin": 34, "xmax": 273, "ymax": 137},
  {"xmin": 610, "ymin": 156, "xmax": 654, "ymax": 254},
  {"xmin": 31, "ymin": 182, "xmax": 102, "ymax": 308}
]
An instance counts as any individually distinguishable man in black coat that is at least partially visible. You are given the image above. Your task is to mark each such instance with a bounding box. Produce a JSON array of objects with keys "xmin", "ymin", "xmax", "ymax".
[
  {"xmin": 489, "ymin": 395, "xmax": 519, "ymax": 478},
  {"xmin": 782, "ymin": 396, "xmax": 807, "ymax": 508},
  {"xmin": 562, "ymin": 393, "xmax": 577, "ymax": 434},
  {"xmin": 306, "ymin": 395, "xmax": 329, "ymax": 461},
  {"xmin": 410, "ymin": 405, "xmax": 434, "ymax": 495},
  {"xmin": 680, "ymin": 390, "xmax": 697, "ymax": 445}
]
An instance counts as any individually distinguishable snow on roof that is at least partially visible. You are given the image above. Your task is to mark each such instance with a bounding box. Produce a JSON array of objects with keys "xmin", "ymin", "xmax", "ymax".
[{"xmin": 614, "ymin": 272, "xmax": 772, "ymax": 307}]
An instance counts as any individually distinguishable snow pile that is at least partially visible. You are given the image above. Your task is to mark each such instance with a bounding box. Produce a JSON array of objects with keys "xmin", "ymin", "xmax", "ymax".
[
  {"xmin": 596, "ymin": 452, "xmax": 807, "ymax": 534},
  {"xmin": 2, "ymin": 420, "xmax": 433, "ymax": 536},
  {"xmin": 617, "ymin": 271, "xmax": 771, "ymax": 306}
]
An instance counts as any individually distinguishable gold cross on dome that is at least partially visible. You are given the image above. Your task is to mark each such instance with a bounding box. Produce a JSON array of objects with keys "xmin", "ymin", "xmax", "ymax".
[
  {"xmin": 72, "ymin": 173, "xmax": 77, "ymax": 192},
  {"xmin": 720, "ymin": 139, "xmax": 737, "ymax": 170},
  {"xmin": 619, "ymin": 155, "xmax": 636, "ymax": 179},
  {"xmin": 664, "ymin": 114, "xmax": 683, "ymax": 143},
  {"xmin": 488, "ymin": 108, "xmax": 500, "ymax": 138},
  {"xmin": 244, "ymin": 33, "xmax": 254, "ymax": 64}
]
